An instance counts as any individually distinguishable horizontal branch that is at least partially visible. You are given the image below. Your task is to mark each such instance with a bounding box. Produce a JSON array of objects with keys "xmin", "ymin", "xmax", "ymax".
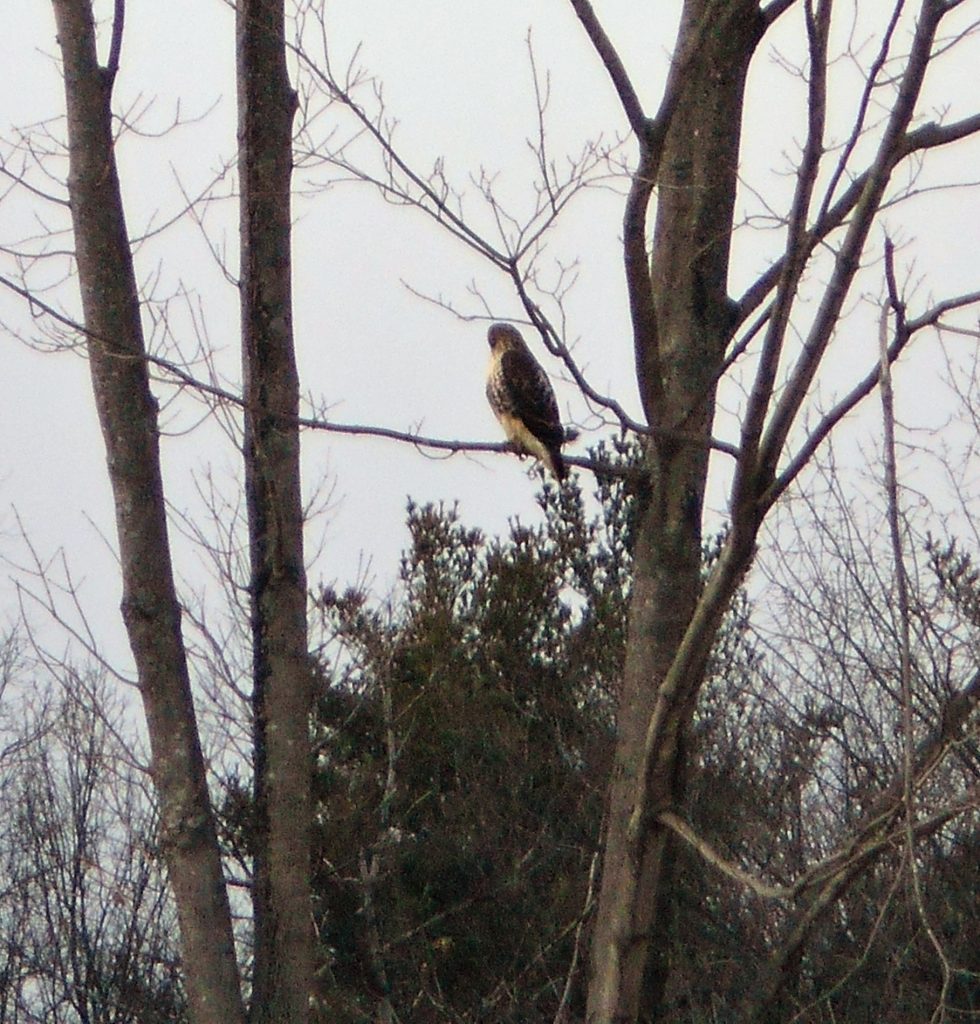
[{"xmin": 4, "ymin": 271, "xmax": 743, "ymax": 469}]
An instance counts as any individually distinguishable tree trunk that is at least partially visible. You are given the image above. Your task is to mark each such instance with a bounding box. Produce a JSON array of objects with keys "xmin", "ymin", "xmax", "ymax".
[
  {"xmin": 236, "ymin": 1, "xmax": 314, "ymax": 1021},
  {"xmin": 50, "ymin": 4, "xmax": 245, "ymax": 1023},
  {"xmin": 586, "ymin": 4, "xmax": 762, "ymax": 1021}
]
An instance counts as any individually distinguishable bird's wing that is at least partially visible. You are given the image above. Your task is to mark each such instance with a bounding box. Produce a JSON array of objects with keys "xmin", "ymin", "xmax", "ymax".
[{"xmin": 499, "ymin": 346, "xmax": 564, "ymax": 449}]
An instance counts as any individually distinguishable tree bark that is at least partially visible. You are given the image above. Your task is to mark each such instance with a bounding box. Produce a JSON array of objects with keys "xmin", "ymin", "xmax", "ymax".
[
  {"xmin": 236, "ymin": 1, "xmax": 314, "ymax": 1021},
  {"xmin": 586, "ymin": 4, "xmax": 763, "ymax": 1021},
  {"xmin": 50, "ymin": 4, "xmax": 245, "ymax": 1023},
  {"xmin": 584, "ymin": 2, "xmax": 962, "ymax": 1020}
]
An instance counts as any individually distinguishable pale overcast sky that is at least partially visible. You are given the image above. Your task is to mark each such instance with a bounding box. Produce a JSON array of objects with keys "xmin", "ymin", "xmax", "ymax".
[{"xmin": 3, "ymin": 2, "xmax": 980, "ymax": 672}]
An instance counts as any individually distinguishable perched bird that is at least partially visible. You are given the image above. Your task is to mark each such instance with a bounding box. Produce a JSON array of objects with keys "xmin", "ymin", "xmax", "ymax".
[{"xmin": 485, "ymin": 322, "xmax": 567, "ymax": 482}]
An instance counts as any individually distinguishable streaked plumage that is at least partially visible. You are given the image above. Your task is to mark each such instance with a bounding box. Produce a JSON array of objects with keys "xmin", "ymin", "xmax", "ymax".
[{"xmin": 485, "ymin": 322, "xmax": 567, "ymax": 482}]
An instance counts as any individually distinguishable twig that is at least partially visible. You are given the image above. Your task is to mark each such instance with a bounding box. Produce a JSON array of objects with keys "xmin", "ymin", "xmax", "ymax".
[
  {"xmin": 552, "ymin": 850, "xmax": 599, "ymax": 1024},
  {"xmin": 881, "ymin": 237, "xmax": 954, "ymax": 1018}
]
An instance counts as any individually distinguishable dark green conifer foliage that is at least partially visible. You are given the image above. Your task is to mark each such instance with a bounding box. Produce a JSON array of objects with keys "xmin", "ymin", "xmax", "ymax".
[
  {"xmin": 214, "ymin": 440, "xmax": 980, "ymax": 1023},
  {"xmin": 305, "ymin": 440, "xmax": 763, "ymax": 1022},
  {"xmin": 311, "ymin": 458, "xmax": 627, "ymax": 1023}
]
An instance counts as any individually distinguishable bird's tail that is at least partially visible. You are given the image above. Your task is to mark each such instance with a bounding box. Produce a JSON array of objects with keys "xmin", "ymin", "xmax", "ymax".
[{"xmin": 548, "ymin": 447, "xmax": 567, "ymax": 482}]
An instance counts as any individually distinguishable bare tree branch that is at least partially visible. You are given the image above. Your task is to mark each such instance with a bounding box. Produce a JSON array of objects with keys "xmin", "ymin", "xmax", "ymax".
[
  {"xmin": 105, "ymin": 0, "xmax": 125, "ymax": 85},
  {"xmin": 736, "ymin": 109, "xmax": 980, "ymax": 327},
  {"xmin": 762, "ymin": 0, "xmax": 800, "ymax": 24},
  {"xmin": 755, "ymin": 0, "xmax": 948, "ymax": 485},
  {"xmin": 567, "ymin": 0, "xmax": 648, "ymax": 137},
  {"xmin": 765, "ymin": 285, "xmax": 980, "ymax": 508},
  {"xmin": 659, "ymin": 811, "xmax": 793, "ymax": 900},
  {"xmin": 734, "ymin": 0, "xmax": 831, "ymax": 510},
  {"xmin": 552, "ymin": 850, "xmax": 599, "ymax": 1024},
  {"xmin": 882, "ymin": 238, "xmax": 956, "ymax": 1016}
]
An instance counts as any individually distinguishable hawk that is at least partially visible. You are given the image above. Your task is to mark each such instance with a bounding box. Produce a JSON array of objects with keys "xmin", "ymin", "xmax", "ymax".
[{"xmin": 486, "ymin": 322, "xmax": 567, "ymax": 482}]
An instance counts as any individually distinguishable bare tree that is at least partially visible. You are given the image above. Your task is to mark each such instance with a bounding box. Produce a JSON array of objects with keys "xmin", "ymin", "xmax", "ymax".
[
  {"xmin": 237, "ymin": 0, "xmax": 315, "ymax": 1020},
  {"xmin": 0, "ymin": 671, "xmax": 184, "ymax": 1024},
  {"xmin": 574, "ymin": 3, "xmax": 980, "ymax": 1018},
  {"xmin": 41, "ymin": 1, "xmax": 315, "ymax": 1019},
  {"xmin": 47, "ymin": 3, "xmax": 245, "ymax": 1022}
]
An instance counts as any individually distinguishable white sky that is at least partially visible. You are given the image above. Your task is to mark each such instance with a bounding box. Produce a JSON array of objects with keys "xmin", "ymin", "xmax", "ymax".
[{"xmin": 3, "ymin": 1, "xmax": 980, "ymax": 675}]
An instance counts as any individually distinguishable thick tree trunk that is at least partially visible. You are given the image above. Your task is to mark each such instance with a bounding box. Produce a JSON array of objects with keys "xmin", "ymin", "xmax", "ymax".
[
  {"xmin": 50, "ymin": 4, "xmax": 245, "ymax": 1024},
  {"xmin": 584, "ymin": 5, "xmax": 958, "ymax": 1022},
  {"xmin": 236, "ymin": 1, "xmax": 314, "ymax": 1021},
  {"xmin": 586, "ymin": 4, "xmax": 762, "ymax": 1021}
]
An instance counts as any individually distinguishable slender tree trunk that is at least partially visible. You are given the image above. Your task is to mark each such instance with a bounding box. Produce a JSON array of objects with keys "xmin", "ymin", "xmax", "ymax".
[
  {"xmin": 50, "ymin": 4, "xmax": 245, "ymax": 1023},
  {"xmin": 236, "ymin": 1, "xmax": 314, "ymax": 1020},
  {"xmin": 586, "ymin": 4, "xmax": 762, "ymax": 1021}
]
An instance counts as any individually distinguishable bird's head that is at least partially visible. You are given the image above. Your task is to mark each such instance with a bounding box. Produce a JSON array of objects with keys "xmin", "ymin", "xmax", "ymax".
[{"xmin": 487, "ymin": 322, "xmax": 523, "ymax": 351}]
